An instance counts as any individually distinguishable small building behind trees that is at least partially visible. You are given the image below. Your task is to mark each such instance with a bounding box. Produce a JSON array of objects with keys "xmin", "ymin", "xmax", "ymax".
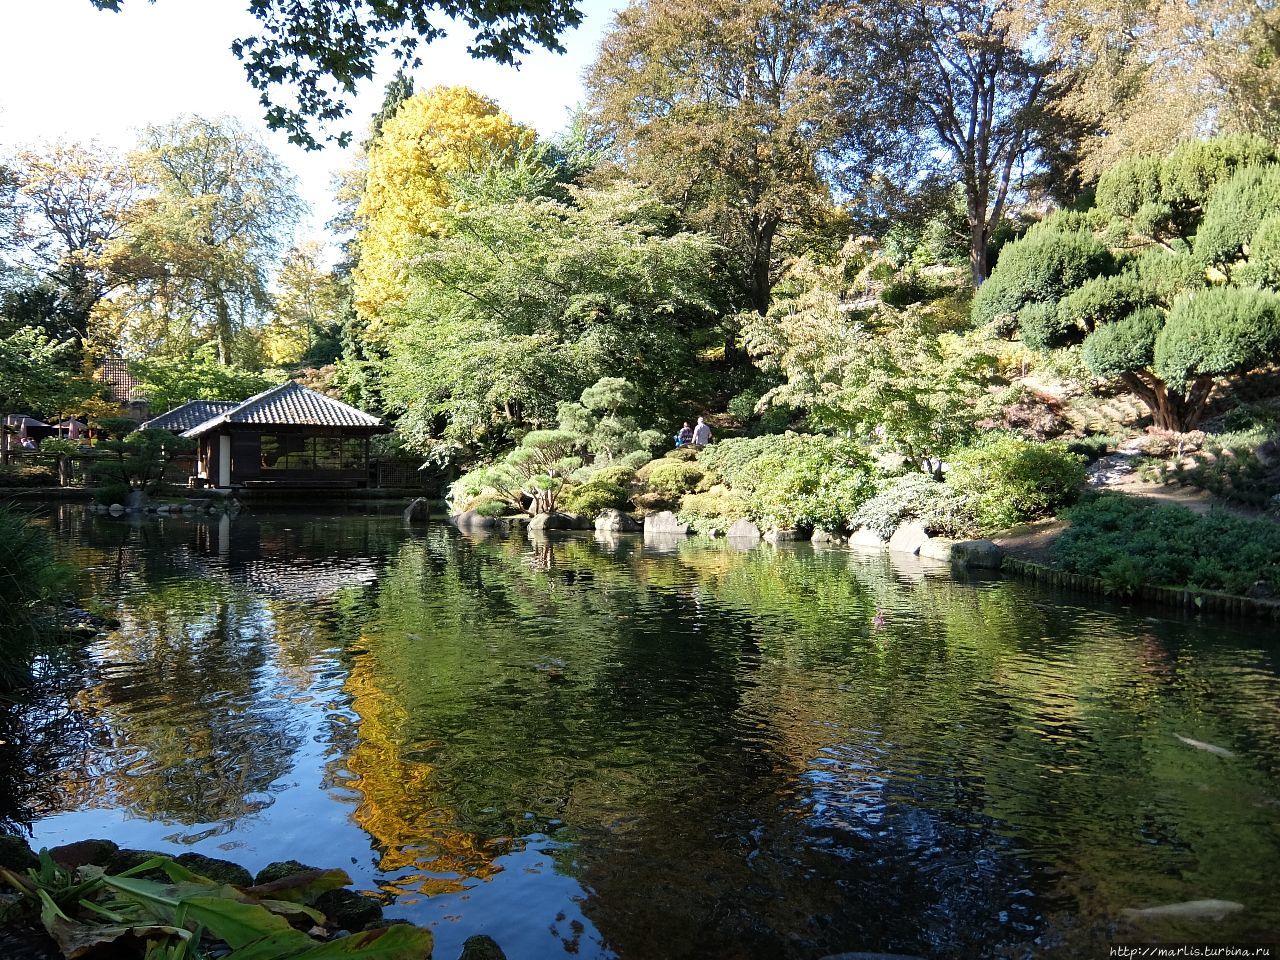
[{"xmin": 177, "ymin": 383, "xmax": 388, "ymax": 490}]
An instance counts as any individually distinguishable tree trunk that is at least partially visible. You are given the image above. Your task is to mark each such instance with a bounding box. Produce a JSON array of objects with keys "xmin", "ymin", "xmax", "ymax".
[
  {"xmin": 1120, "ymin": 371, "xmax": 1215, "ymax": 432},
  {"xmin": 969, "ymin": 215, "xmax": 990, "ymax": 288},
  {"xmin": 215, "ymin": 296, "xmax": 234, "ymax": 365},
  {"xmin": 0, "ymin": 418, "xmax": 9, "ymax": 467}
]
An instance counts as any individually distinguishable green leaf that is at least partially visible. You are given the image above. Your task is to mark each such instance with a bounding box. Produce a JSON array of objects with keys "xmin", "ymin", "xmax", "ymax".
[
  {"xmin": 226, "ymin": 923, "xmax": 434, "ymax": 960},
  {"xmin": 179, "ymin": 896, "xmax": 312, "ymax": 951},
  {"xmin": 244, "ymin": 869, "xmax": 351, "ymax": 905},
  {"xmin": 37, "ymin": 889, "xmax": 189, "ymax": 960}
]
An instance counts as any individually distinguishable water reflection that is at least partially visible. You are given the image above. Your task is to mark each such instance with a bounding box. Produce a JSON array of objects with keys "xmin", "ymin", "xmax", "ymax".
[{"xmin": 4, "ymin": 508, "xmax": 1278, "ymax": 958}]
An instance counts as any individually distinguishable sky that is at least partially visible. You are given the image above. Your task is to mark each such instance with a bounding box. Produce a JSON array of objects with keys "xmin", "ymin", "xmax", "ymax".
[{"xmin": 0, "ymin": 0, "xmax": 625, "ymax": 249}]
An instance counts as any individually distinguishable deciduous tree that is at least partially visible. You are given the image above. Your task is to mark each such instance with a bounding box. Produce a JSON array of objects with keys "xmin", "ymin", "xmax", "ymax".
[
  {"xmin": 587, "ymin": 0, "xmax": 845, "ymax": 316},
  {"xmin": 87, "ymin": 0, "xmax": 583, "ymax": 149},
  {"xmin": 106, "ymin": 116, "xmax": 302, "ymax": 364}
]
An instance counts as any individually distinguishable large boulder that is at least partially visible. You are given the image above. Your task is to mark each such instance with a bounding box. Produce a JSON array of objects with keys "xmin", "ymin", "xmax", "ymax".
[
  {"xmin": 48, "ymin": 839, "xmax": 119, "ymax": 872},
  {"xmin": 528, "ymin": 512, "xmax": 585, "ymax": 532},
  {"xmin": 887, "ymin": 521, "xmax": 930, "ymax": 556},
  {"xmin": 453, "ymin": 510, "xmax": 510, "ymax": 533},
  {"xmin": 949, "ymin": 539, "xmax": 1005, "ymax": 570},
  {"xmin": 595, "ymin": 509, "xmax": 640, "ymax": 533},
  {"xmin": 726, "ymin": 519, "xmax": 761, "ymax": 541},
  {"xmin": 848, "ymin": 527, "xmax": 887, "ymax": 550},
  {"xmin": 918, "ymin": 537, "xmax": 953, "ymax": 561},
  {"xmin": 643, "ymin": 510, "xmax": 691, "ymax": 536},
  {"xmin": 764, "ymin": 528, "xmax": 800, "ymax": 544},
  {"xmin": 810, "ymin": 528, "xmax": 842, "ymax": 544}
]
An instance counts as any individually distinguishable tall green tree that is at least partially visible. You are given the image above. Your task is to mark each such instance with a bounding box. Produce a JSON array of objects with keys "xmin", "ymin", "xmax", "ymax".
[
  {"xmin": 8, "ymin": 141, "xmax": 137, "ymax": 346},
  {"xmin": 105, "ymin": 116, "xmax": 302, "ymax": 365},
  {"xmin": 831, "ymin": 0, "xmax": 1061, "ymax": 287},
  {"xmin": 982, "ymin": 137, "xmax": 1280, "ymax": 431},
  {"xmin": 381, "ymin": 164, "xmax": 723, "ymax": 447},
  {"xmin": 87, "ymin": 0, "xmax": 583, "ymax": 149},
  {"xmin": 587, "ymin": 0, "xmax": 845, "ymax": 317}
]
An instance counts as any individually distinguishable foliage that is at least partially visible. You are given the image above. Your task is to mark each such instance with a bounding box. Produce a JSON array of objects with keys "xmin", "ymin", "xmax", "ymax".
[
  {"xmin": 353, "ymin": 87, "xmax": 533, "ymax": 329},
  {"xmin": 0, "ymin": 325, "xmax": 85, "ymax": 415},
  {"xmin": 586, "ymin": 0, "xmax": 844, "ymax": 314},
  {"xmin": 698, "ymin": 433, "xmax": 877, "ymax": 529},
  {"xmin": 971, "ymin": 230, "xmax": 1113, "ymax": 327},
  {"xmin": 1054, "ymin": 493, "xmax": 1280, "ymax": 594},
  {"xmin": 0, "ymin": 463, "xmax": 58, "ymax": 488},
  {"xmin": 1154, "ymin": 286, "xmax": 1280, "ymax": 390},
  {"xmin": 91, "ymin": 0, "xmax": 581, "ymax": 150},
  {"xmin": 92, "ymin": 429, "xmax": 196, "ymax": 498},
  {"xmin": 1, "ymin": 850, "xmax": 432, "ymax": 958},
  {"xmin": 0, "ymin": 504, "xmax": 69, "ymax": 689},
  {"xmin": 749, "ymin": 243, "xmax": 1000, "ymax": 474},
  {"xmin": 676, "ymin": 487, "xmax": 750, "ymax": 534},
  {"xmin": 9, "ymin": 140, "xmax": 137, "ymax": 345},
  {"xmin": 267, "ymin": 242, "xmax": 346, "ymax": 367},
  {"xmin": 130, "ymin": 348, "xmax": 275, "ymax": 413},
  {"xmin": 984, "ymin": 136, "xmax": 1280, "ymax": 432},
  {"xmin": 849, "ymin": 472, "xmax": 973, "ymax": 539},
  {"xmin": 381, "ymin": 169, "xmax": 723, "ymax": 446},
  {"xmin": 562, "ymin": 481, "xmax": 628, "ymax": 515},
  {"xmin": 643, "ymin": 460, "xmax": 704, "ymax": 498},
  {"xmin": 555, "ymin": 377, "xmax": 663, "ymax": 465},
  {"xmin": 831, "ymin": 0, "xmax": 1065, "ymax": 284},
  {"xmin": 103, "ymin": 116, "xmax": 302, "ymax": 364},
  {"xmin": 946, "ymin": 435, "xmax": 1086, "ymax": 534}
]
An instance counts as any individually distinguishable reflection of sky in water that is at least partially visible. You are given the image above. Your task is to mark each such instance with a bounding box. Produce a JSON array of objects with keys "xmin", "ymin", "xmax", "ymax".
[{"xmin": 9, "ymin": 507, "xmax": 1280, "ymax": 959}]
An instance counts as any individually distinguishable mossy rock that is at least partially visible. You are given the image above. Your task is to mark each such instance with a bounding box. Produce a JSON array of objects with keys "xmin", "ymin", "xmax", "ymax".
[
  {"xmin": 253, "ymin": 859, "xmax": 320, "ymax": 886},
  {"xmin": 174, "ymin": 852, "xmax": 252, "ymax": 887},
  {"xmin": 0, "ymin": 835, "xmax": 37, "ymax": 872},
  {"xmin": 48, "ymin": 839, "xmax": 118, "ymax": 871},
  {"xmin": 315, "ymin": 888, "xmax": 383, "ymax": 932},
  {"xmin": 459, "ymin": 934, "xmax": 508, "ymax": 960}
]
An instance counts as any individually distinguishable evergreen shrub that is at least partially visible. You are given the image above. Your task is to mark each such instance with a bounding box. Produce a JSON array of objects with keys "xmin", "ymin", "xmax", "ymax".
[{"xmin": 946, "ymin": 435, "xmax": 1086, "ymax": 533}]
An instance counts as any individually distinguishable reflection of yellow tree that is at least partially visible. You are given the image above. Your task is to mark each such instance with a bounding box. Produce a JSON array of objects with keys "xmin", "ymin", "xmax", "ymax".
[{"xmin": 342, "ymin": 643, "xmax": 501, "ymax": 898}]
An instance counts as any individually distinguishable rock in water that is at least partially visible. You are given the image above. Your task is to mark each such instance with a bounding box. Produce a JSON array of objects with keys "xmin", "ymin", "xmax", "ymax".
[
  {"xmin": 643, "ymin": 510, "xmax": 691, "ymax": 536},
  {"xmin": 1121, "ymin": 899, "xmax": 1244, "ymax": 922},
  {"xmin": 918, "ymin": 537, "xmax": 954, "ymax": 561},
  {"xmin": 595, "ymin": 508, "xmax": 640, "ymax": 533},
  {"xmin": 726, "ymin": 519, "xmax": 761, "ymax": 541},
  {"xmin": 174, "ymin": 852, "xmax": 253, "ymax": 887},
  {"xmin": 1174, "ymin": 734, "xmax": 1235, "ymax": 758},
  {"xmin": 848, "ymin": 527, "xmax": 888, "ymax": 549},
  {"xmin": 764, "ymin": 528, "xmax": 800, "ymax": 543},
  {"xmin": 403, "ymin": 498, "xmax": 431, "ymax": 523},
  {"xmin": 528, "ymin": 512, "xmax": 583, "ymax": 532},
  {"xmin": 315, "ymin": 888, "xmax": 383, "ymax": 932},
  {"xmin": 887, "ymin": 521, "xmax": 929, "ymax": 556},
  {"xmin": 254, "ymin": 859, "xmax": 321, "ymax": 886},
  {"xmin": 459, "ymin": 934, "xmax": 507, "ymax": 960},
  {"xmin": 949, "ymin": 539, "xmax": 1004, "ymax": 570}
]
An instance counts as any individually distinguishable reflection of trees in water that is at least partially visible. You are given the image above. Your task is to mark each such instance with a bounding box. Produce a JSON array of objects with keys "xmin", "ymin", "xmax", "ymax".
[
  {"xmin": 341, "ymin": 532, "xmax": 1280, "ymax": 958},
  {"xmin": 25, "ymin": 508, "xmax": 407, "ymax": 835}
]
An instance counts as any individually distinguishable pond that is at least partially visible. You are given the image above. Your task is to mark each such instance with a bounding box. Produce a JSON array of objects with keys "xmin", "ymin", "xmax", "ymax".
[{"xmin": 4, "ymin": 506, "xmax": 1279, "ymax": 958}]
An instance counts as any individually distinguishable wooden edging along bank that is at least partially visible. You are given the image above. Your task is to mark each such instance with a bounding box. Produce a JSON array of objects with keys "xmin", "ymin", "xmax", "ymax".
[{"xmin": 999, "ymin": 556, "xmax": 1280, "ymax": 623}]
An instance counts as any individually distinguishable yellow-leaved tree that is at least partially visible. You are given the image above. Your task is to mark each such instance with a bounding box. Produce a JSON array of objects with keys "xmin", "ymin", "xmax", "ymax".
[{"xmin": 352, "ymin": 86, "xmax": 533, "ymax": 334}]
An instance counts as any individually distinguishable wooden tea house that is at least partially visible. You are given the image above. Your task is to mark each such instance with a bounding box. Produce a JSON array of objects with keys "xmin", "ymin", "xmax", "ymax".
[{"xmin": 176, "ymin": 383, "xmax": 388, "ymax": 490}]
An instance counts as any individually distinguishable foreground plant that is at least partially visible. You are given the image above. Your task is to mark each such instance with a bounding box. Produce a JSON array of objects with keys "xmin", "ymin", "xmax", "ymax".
[{"xmin": 1, "ymin": 851, "xmax": 432, "ymax": 960}]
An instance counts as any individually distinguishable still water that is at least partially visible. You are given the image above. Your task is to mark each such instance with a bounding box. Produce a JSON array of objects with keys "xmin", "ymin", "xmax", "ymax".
[{"xmin": 4, "ymin": 506, "xmax": 1279, "ymax": 958}]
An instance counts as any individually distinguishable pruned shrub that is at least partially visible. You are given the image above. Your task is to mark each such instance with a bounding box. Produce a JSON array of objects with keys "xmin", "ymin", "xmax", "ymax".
[
  {"xmin": 850, "ymin": 472, "xmax": 974, "ymax": 539},
  {"xmin": 644, "ymin": 460, "xmax": 705, "ymax": 497},
  {"xmin": 678, "ymin": 488, "xmax": 750, "ymax": 534},
  {"xmin": 563, "ymin": 481, "xmax": 629, "ymax": 515},
  {"xmin": 699, "ymin": 433, "xmax": 877, "ymax": 529},
  {"xmin": 973, "ymin": 230, "xmax": 1114, "ymax": 326},
  {"xmin": 946, "ymin": 435, "xmax": 1086, "ymax": 533}
]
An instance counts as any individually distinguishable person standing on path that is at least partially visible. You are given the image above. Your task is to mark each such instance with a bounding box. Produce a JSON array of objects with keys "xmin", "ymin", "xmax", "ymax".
[
  {"xmin": 692, "ymin": 417, "xmax": 712, "ymax": 447},
  {"xmin": 675, "ymin": 422, "xmax": 694, "ymax": 447}
]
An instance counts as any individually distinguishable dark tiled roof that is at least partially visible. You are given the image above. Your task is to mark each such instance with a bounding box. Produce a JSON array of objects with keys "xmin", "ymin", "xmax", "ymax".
[
  {"xmin": 3, "ymin": 414, "xmax": 51, "ymax": 428},
  {"xmin": 141, "ymin": 401, "xmax": 240, "ymax": 433},
  {"xmin": 182, "ymin": 382, "xmax": 384, "ymax": 437},
  {"xmin": 97, "ymin": 358, "xmax": 145, "ymax": 402}
]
